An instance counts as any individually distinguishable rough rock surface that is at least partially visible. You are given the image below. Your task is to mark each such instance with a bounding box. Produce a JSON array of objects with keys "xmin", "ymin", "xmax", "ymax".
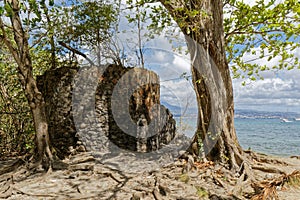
[
  {"xmin": 37, "ymin": 64, "xmax": 176, "ymax": 158},
  {"xmin": 37, "ymin": 67, "xmax": 78, "ymax": 158}
]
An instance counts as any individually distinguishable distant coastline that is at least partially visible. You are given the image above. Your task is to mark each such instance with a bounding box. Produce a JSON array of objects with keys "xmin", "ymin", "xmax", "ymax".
[
  {"xmin": 171, "ymin": 109, "xmax": 300, "ymax": 119},
  {"xmin": 234, "ymin": 109, "xmax": 300, "ymax": 120}
]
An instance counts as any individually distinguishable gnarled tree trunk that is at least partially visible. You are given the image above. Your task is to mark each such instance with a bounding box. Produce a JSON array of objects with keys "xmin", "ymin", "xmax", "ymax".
[
  {"xmin": 159, "ymin": 0, "xmax": 245, "ymax": 170},
  {"xmin": 0, "ymin": 0, "xmax": 52, "ymax": 167}
]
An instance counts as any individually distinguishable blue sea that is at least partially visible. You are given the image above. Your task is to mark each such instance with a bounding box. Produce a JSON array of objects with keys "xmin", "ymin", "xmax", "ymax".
[
  {"xmin": 174, "ymin": 117, "xmax": 300, "ymax": 157},
  {"xmin": 235, "ymin": 118, "xmax": 300, "ymax": 156}
]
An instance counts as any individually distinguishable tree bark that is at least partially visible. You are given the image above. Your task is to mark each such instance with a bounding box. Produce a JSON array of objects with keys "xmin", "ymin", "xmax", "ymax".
[
  {"xmin": 0, "ymin": 0, "xmax": 52, "ymax": 166},
  {"xmin": 159, "ymin": 0, "xmax": 245, "ymax": 170},
  {"xmin": 42, "ymin": 3, "xmax": 56, "ymax": 70}
]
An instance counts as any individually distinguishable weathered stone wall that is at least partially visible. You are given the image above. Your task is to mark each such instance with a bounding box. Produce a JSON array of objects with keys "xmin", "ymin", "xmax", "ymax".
[
  {"xmin": 38, "ymin": 64, "xmax": 176, "ymax": 157},
  {"xmin": 98, "ymin": 65, "xmax": 176, "ymax": 152},
  {"xmin": 37, "ymin": 67, "xmax": 78, "ymax": 158}
]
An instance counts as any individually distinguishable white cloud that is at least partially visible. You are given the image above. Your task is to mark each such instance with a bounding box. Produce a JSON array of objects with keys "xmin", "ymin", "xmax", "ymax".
[
  {"xmin": 112, "ymin": 2, "xmax": 197, "ymax": 115},
  {"xmin": 145, "ymin": 36, "xmax": 300, "ymax": 114},
  {"xmin": 232, "ymin": 34, "xmax": 300, "ymax": 112},
  {"xmin": 242, "ymin": 0, "xmax": 283, "ymax": 7},
  {"xmin": 160, "ymin": 79, "xmax": 197, "ymax": 113},
  {"xmin": 116, "ymin": 0, "xmax": 300, "ymax": 114},
  {"xmin": 172, "ymin": 54, "xmax": 191, "ymax": 73},
  {"xmin": 141, "ymin": 43, "xmax": 196, "ymax": 114},
  {"xmin": 233, "ymin": 67, "xmax": 300, "ymax": 112},
  {"xmin": 241, "ymin": 46, "xmax": 300, "ymax": 70}
]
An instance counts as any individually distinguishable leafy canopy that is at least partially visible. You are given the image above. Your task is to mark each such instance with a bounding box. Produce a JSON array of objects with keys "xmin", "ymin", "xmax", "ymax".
[
  {"xmin": 224, "ymin": 0, "xmax": 300, "ymax": 81},
  {"xmin": 124, "ymin": 0, "xmax": 300, "ymax": 82}
]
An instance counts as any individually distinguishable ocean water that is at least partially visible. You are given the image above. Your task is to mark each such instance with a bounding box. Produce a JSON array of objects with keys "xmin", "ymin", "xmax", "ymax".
[
  {"xmin": 235, "ymin": 118, "xmax": 300, "ymax": 156},
  {"xmin": 174, "ymin": 117, "xmax": 300, "ymax": 156}
]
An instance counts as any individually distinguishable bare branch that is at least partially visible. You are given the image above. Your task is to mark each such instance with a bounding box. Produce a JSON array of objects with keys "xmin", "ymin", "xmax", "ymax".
[
  {"xmin": 58, "ymin": 41, "xmax": 95, "ymax": 66},
  {"xmin": 30, "ymin": 31, "xmax": 49, "ymax": 49},
  {"xmin": 226, "ymin": 29, "xmax": 284, "ymax": 38},
  {"xmin": 0, "ymin": 17, "xmax": 21, "ymax": 66}
]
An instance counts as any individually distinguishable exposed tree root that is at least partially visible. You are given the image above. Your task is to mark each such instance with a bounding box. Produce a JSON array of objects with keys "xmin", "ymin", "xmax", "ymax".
[
  {"xmin": 0, "ymin": 153, "xmax": 68, "ymax": 199},
  {"xmin": 1, "ymin": 151, "xmax": 298, "ymax": 200},
  {"xmin": 231, "ymin": 152, "xmax": 300, "ymax": 199},
  {"xmin": 12, "ymin": 186, "xmax": 58, "ymax": 198},
  {"xmin": 26, "ymin": 151, "xmax": 68, "ymax": 172},
  {"xmin": 245, "ymin": 150, "xmax": 288, "ymax": 166},
  {"xmin": 290, "ymin": 155, "xmax": 300, "ymax": 159},
  {"xmin": 0, "ymin": 158, "xmax": 24, "ymax": 176},
  {"xmin": 190, "ymin": 148, "xmax": 297, "ymax": 199},
  {"xmin": 252, "ymin": 165, "xmax": 285, "ymax": 174},
  {"xmin": 190, "ymin": 154, "xmax": 298, "ymax": 199},
  {"xmin": 231, "ymin": 160, "xmax": 256, "ymax": 198},
  {"xmin": 0, "ymin": 181, "xmax": 58, "ymax": 199},
  {"xmin": 0, "ymin": 175, "xmax": 13, "ymax": 198},
  {"xmin": 251, "ymin": 170, "xmax": 300, "ymax": 200}
]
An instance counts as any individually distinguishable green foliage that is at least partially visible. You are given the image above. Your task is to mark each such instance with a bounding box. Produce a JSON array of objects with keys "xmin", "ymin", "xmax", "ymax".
[
  {"xmin": 145, "ymin": 2, "xmax": 173, "ymax": 35},
  {"xmin": 1, "ymin": 0, "xmax": 299, "ymax": 156},
  {"xmin": 179, "ymin": 173, "xmax": 190, "ymax": 183},
  {"xmin": 287, "ymin": 174, "xmax": 300, "ymax": 187},
  {"xmin": 195, "ymin": 186, "xmax": 209, "ymax": 198},
  {"xmin": 56, "ymin": 1, "xmax": 118, "ymax": 48},
  {"xmin": 128, "ymin": 0, "xmax": 300, "ymax": 82},
  {"xmin": 0, "ymin": 43, "xmax": 66, "ymax": 158},
  {"xmin": 0, "ymin": 7, "xmax": 4, "ymax": 16},
  {"xmin": 224, "ymin": 0, "xmax": 300, "ymax": 81},
  {"xmin": 0, "ymin": 50, "xmax": 34, "ymax": 156},
  {"xmin": 4, "ymin": 2, "xmax": 13, "ymax": 17},
  {"xmin": 124, "ymin": 0, "xmax": 181, "ymax": 67},
  {"xmin": 30, "ymin": 48, "xmax": 62, "ymax": 76},
  {"xmin": 0, "ymin": 0, "xmax": 72, "ymax": 156}
]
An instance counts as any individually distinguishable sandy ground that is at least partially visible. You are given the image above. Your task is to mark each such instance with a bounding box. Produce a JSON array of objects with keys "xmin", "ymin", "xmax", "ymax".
[{"xmin": 0, "ymin": 152, "xmax": 299, "ymax": 200}]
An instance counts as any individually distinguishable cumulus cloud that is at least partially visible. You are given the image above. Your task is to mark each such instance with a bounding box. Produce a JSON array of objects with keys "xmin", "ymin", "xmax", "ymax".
[
  {"xmin": 160, "ymin": 79, "xmax": 196, "ymax": 109},
  {"xmin": 144, "ymin": 35, "xmax": 300, "ymax": 114},
  {"xmin": 232, "ymin": 39, "xmax": 300, "ymax": 113},
  {"xmin": 113, "ymin": 2, "xmax": 197, "ymax": 115},
  {"xmin": 141, "ymin": 40, "xmax": 196, "ymax": 115},
  {"xmin": 115, "ymin": 0, "xmax": 300, "ymax": 114},
  {"xmin": 172, "ymin": 54, "xmax": 191, "ymax": 73},
  {"xmin": 233, "ymin": 67, "xmax": 300, "ymax": 112}
]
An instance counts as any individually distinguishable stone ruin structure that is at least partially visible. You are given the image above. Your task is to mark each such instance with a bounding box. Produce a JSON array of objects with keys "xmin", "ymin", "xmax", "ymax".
[{"xmin": 37, "ymin": 64, "xmax": 176, "ymax": 158}]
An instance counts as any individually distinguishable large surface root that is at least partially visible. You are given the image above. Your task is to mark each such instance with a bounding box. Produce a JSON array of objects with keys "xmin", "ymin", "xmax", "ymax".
[
  {"xmin": 0, "ymin": 158, "xmax": 24, "ymax": 176},
  {"xmin": 251, "ymin": 170, "xmax": 300, "ymax": 200},
  {"xmin": 0, "ymin": 151, "xmax": 299, "ymax": 199}
]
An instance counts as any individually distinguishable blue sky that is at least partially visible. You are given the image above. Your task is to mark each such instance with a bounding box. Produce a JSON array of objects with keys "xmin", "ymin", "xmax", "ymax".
[
  {"xmin": 113, "ymin": 0, "xmax": 300, "ymax": 114},
  {"xmin": 33, "ymin": 0, "xmax": 298, "ymax": 115},
  {"xmin": 36, "ymin": 0, "xmax": 299, "ymax": 114},
  {"xmin": 229, "ymin": 0, "xmax": 300, "ymax": 113},
  {"xmin": 14, "ymin": 0, "xmax": 297, "ymax": 114},
  {"xmin": 143, "ymin": 36, "xmax": 300, "ymax": 114}
]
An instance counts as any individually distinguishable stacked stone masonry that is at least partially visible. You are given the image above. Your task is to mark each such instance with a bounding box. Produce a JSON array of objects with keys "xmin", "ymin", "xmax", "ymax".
[{"xmin": 38, "ymin": 64, "xmax": 176, "ymax": 158}]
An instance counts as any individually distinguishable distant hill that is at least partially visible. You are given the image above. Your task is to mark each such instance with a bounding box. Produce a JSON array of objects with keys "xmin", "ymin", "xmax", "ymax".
[
  {"xmin": 235, "ymin": 109, "xmax": 300, "ymax": 119},
  {"xmin": 161, "ymin": 101, "xmax": 300, "ymax": 119},
  {"xmin": 161, "ymin": 101, "xmax": 197, "ymax": 117},
  {"xmin": 161, "ymin": 101, "xmax": 182, "ymax": 116}
]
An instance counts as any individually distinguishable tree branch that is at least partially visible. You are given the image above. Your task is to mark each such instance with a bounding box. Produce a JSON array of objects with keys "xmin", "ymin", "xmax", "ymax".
[
  {"xmin": 0, "ymin": 18, "xmax": 21, "ymax": 66},
  {"xmin": 226, "ymin": 29, "xmax": 284, "ymax": 38},
  {"xmin": 30, "ymin": 31, "xmax": 49, "ymax": 49},
  {"xmin": 58, "ymin": 41, "xmax": 95, "ymax": 66}
]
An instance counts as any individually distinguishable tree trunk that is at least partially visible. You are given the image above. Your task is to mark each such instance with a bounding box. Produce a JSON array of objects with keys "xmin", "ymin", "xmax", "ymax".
[
  {"xmin": 159, "ymin": 0, "xmax": 245, "ymax": 170},
  {"xmin": 0, "ymin": 0, "xmax": 52, "ymax": 166}
]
